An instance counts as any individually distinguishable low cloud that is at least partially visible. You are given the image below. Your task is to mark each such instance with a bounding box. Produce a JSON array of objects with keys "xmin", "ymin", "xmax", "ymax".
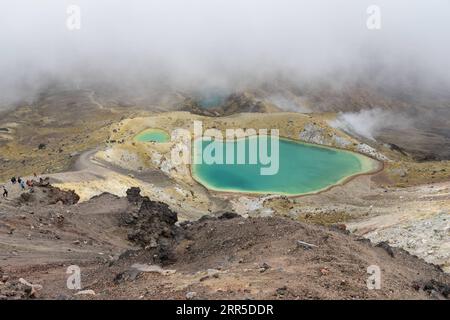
[
  {"xmin": 1, "ymin": 1, "xmax": 450, "ymax": 107},
  {"xmin": 330, "ymin": 108, "xmax": 414, "ymax": 141},
  {"xmin": 265, "ymin": 95, "xmax": 311, "ymax": 113}
]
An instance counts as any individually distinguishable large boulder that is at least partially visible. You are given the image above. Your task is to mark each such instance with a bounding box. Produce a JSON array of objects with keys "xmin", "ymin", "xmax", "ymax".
[{"xmin": 124, "ymin": 188, "xmax": 179, "ymax": 263}]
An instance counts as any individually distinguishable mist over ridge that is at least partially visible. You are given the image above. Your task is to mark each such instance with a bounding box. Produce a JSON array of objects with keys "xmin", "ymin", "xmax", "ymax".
[{"xmin": 1, "ymin": 0, "xmax": 450, "ymax": 106}]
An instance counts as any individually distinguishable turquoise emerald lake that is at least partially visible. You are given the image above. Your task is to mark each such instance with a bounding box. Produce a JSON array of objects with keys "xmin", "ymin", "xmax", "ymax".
[
  {"xmin": 191, "ymin": 136, "xmax": 378, "ymax": 196},
  {"xmin": 134, "ymin": 129, "xmax": 170, "ymax": 143}
]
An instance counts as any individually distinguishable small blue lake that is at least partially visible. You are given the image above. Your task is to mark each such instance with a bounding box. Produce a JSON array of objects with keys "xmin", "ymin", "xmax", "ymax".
[{"xmin": 134, "ymin": 129, "xmax": 170, "ymax": 143}]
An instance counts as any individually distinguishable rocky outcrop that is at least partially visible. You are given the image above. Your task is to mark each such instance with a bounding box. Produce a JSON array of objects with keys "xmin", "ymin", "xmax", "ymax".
[
  {"xmin": 126, "ymin": 187, "xmax": 145, "ymax": 205},
  {"xmin": 123, "ymin": 188, "xmax": 180, "ymax": 263},
  {"xmin": 17, "ymin": 178, "xmax": 80, "ymax": 205},
  {"xmin": 299, "ymin": 123, "xmax": 353, "ymax": 149},
  {"xmin": 356, "ymin": 143, "xmax": 389, "ymax": 161},
  {"xmin": 299, "ymin": 123, "xmax": 328, "ymax": 145},
  {"xmin": 44, "ymin": 185, "xmax": 80, "ymax": 205},
  {"xmin": 182, "ymin": 93, "xmax": 269, "ymax": 117}
]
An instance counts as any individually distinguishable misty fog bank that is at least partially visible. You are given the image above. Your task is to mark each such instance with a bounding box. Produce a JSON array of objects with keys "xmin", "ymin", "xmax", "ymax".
[
  {"xmin": 331, "ymin": 109, "xmax": 414, "ymax": 141},
  {"xmin": 1, "ymin": 0, "xmax": 450, "ymax": 107}
]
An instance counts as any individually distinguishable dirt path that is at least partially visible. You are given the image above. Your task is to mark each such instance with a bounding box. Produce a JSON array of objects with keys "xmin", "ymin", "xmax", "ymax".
[
  {"xmin": 17, "ymin": 148, "xmax": 231, "ymax": 221},
  {"xmin": 87, "ymin": 91, "xmax": 105, "ymax": 110}
]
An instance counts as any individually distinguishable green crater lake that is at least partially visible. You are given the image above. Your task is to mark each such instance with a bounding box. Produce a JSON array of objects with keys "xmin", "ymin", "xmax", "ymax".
[
  {"xmin": 134, "ymin": 129, "xmax": 170, "ymax": 143},
  {"xmin": 191, "ymin": 136, "xmax": 378, "ymax": 196},
  {"xmin": 197, "ymin": 93, "xmax": 227, "ymax": 108}
]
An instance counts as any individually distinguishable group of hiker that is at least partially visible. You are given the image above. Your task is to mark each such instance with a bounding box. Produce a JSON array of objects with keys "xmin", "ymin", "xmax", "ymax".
[{"xmin": 2, "ymin": 173, "xmax": 39, "ymax": 199}]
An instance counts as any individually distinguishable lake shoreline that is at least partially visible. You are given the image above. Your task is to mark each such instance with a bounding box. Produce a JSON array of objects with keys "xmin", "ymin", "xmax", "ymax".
[{"xmin": 190, "ymin": 135, "xmax": 382, "ymax": 197}]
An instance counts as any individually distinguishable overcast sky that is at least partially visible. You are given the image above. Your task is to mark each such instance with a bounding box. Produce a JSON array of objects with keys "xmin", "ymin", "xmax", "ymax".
[{"xmin": 1, "ymin": 0, "xmax": 449, "ymax": 105}]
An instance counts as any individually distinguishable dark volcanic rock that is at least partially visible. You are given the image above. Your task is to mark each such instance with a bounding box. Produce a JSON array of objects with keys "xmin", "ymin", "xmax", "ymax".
[
  {"xmin": 124, "ymin": 188, "xmax": 179, "ymax": 263},
  {"xmin": 128, "ymin": 199, "xmax": 178, "ymax": 247},
  {"xmin": 126, "ymin": 187, "xmax": 148, "ymax": 205},
  {"xmin": 218, "ymin": 212, "xmax": 240, "ymax": 220},
  {"xmin": 17, "ymin": 179, "xmax": 79, "ymax": 205},
  {"xmin": 375, "ymin": 241, "xmax": 395, "ymax": 258},
  {"xmin": 413, "ymin": 279, "xmax": 450, "ymax": 299},
  {"xmin": 45, "ymin": 186, "xmax": 80, "ymax": 205},
  {"xmin": 19, "ymin": 193, "xmax": 36, "ymax": 203}
]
